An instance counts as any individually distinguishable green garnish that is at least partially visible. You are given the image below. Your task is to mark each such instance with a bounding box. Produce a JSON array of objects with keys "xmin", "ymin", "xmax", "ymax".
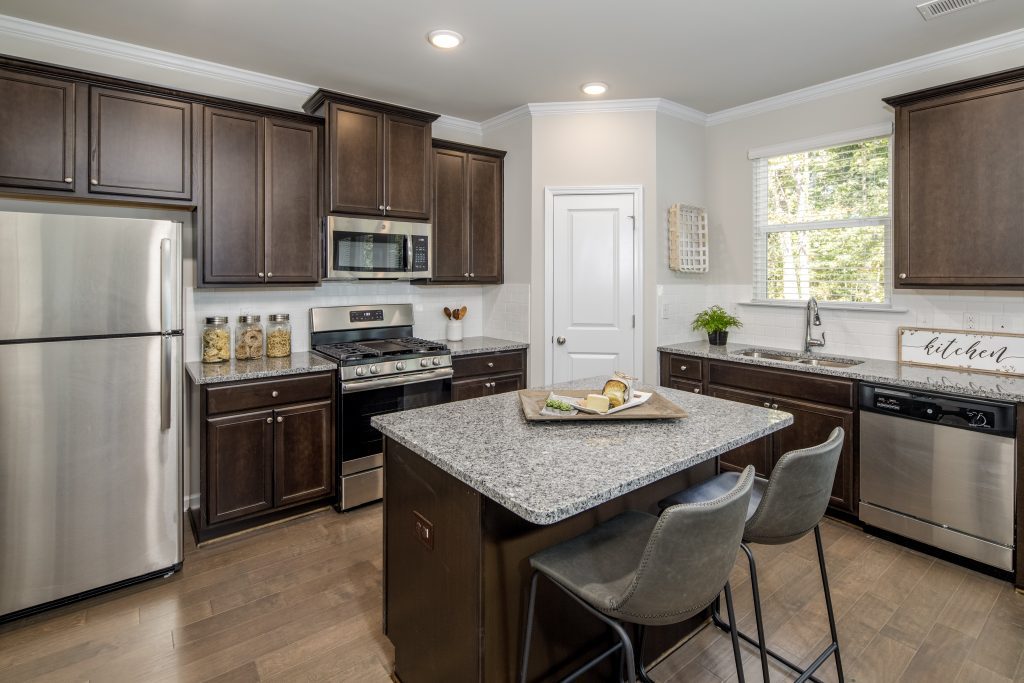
[{"xmin": 545, "ymin": 398, "xmax": 574, "ymax": 412}]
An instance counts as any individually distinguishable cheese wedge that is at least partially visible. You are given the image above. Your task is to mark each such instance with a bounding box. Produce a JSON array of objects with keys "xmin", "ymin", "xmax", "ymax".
[{"xmin": 584, "ymin": 393, "xmax": 611, "ymax": 413}]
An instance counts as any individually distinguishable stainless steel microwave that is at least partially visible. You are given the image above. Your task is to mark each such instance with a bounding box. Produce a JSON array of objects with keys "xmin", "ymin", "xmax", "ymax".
[{"xmin": 325, "ymin": 216, "xmax": 432, "ymax": 280}]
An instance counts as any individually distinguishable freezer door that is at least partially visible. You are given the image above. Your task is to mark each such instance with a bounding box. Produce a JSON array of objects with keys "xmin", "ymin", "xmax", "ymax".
[
  {"xmin": 0, "ymin": 335, "xmax": 182, "ymax": 617},
  {"xmin": 0, "ymin": 212, "xmax": 181, "ymax": 340}
]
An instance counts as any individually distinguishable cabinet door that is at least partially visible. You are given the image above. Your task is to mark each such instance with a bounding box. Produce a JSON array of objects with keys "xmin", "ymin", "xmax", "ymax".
[
  {"xmin": 203, "ymin": 107, "xmax": 265, "ymax": 284},
  {"xmin": 896, "ymin": 86, "xmax": 1024, "ymax": 286},
  {"xmin": 274, "ymin": 400, "xmax": 334, "ymax": 507},
  {"xmin": 452, "ymin": 377, "xmax": 491, "ymax": 402},
  {"xmin": 667, "ymin": 378, "xmax": 703, "ymax": 395},
  {"xmin": 467, "ymin": 153, "xmax": 503, "ymax": 282},
  {"xmin": 384, "ymin": 114, "xmax": 431, "ymax": 220},
  {"xmin": 206, "ymin": 409, "xmax": 274, "ymax": 524},
  {"xmin": 489, "ymin": 373, "xmax": 524, "ymax": 396},
  {"xmin": 265, "ymin": 117, "xmax": 320, "ymax": 284},
  {"xmin": 432, "ymin": 148, "xmax": 470, "ymax": 281},
  {"xmin": 89, "ymin": 87, "xmax": 191, "ymax": 199},
  {"xmin": 771, "ymin": 397, "xmax": 855, "ymax": 513},
  {"xmin": 0, "ymin": 70, "xmax": 75, "ymax": 191},
  {"xmin": 707, "ymin": 386, "xmax": 773, "ymax": 476},
  {"xmin": 327, "ymin": 103, "xmax": 383, "ymax": 216}
]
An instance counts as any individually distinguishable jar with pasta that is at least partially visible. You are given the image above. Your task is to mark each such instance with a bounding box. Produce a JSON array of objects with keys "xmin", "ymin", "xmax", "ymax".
[
  {"xmin": 201, "ymin": 316, "xmax": 231, "ymax": 363},
  {"xmin": 235, "ymin": 314, "xmax": 264, "ymax": 360},
  {"xmin": 266, "ymin": 314, "xmax": 292, "ymax": 358}
]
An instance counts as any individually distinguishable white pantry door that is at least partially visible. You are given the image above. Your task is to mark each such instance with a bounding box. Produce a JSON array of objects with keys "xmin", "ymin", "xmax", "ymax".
[{"xmin": 551, "ymin": 193, "xmax": 636, "ymax": 383}]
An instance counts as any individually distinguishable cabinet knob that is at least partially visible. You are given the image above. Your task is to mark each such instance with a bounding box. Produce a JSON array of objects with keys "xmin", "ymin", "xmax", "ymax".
[
  {"xmin": 277, "ymin": 416, "xmax": 283, "ymax": 423},
  {"xmin": 679, "ymin": 365, "xmax": 687, "ymax": 371},
  {"xmin": 771, "ymin": 403, "xmax": 778, "ymax": 409},
  {"xmin": 64, "ymin": 177, "xmax": 73, "ymax": 183},
  {"xmin": 259, "ymin": 272, "xmax": 265, "ymax": 278},
  {"xmin": 464, "ymin": 273, "xmax": 469, "ymax": 277},
  {"xmin": 266, "ymin": 417, "xmax": 273, "ymax": 423},
  {"xmin": 470, "ymin": 273, "xmax": 474, "ymax": 277},
  {"xmin": 386, "ymin": 205, "xmax": 391, "ymax": 210},
  {"xmin": 487, "ymin": 362, "xmax": 494, "ymax": 368},
  {"xmin": 763, "ymin": 402, "xmax": 770, "ymax": 408},
  {"xmin": 272, "ymin": 390, "xmax": 279, "ymax": 397},
  {"xmin": 694, "ymin": 387, "xmax": 701, "ymax": 394},
  {"xmin": 899, "ymin": 273, "xmax": 907, "ymax": 280},
  {"xmin": 90, "ymin": 178, "xmax": 98, "ymax": 185},
  {"xmin": 379, "ymin": 205, "xmax": 385, "ymax": 211},
  {"xmin": 267, "ymin": 272, "xmax": 273, "ymax": 278}
]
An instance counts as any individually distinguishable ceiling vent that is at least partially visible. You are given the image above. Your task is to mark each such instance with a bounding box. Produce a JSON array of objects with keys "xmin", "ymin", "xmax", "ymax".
[{"xmin": 916, "ymin": 0, "xmax": 993, "ymax": 20}]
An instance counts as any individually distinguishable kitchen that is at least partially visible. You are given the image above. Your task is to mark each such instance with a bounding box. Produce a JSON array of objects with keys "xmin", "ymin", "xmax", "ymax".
[{"xmin": 1, "ymin": 1, "xmax": 1024, "ymax": 682}]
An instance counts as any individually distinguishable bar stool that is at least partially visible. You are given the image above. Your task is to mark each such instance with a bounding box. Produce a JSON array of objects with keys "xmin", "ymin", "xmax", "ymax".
[
  {"xmin": 519, "ymin": 465, "xmax": 756, "ymax": 683},
  {"xmin": 659, "ymin": 428, "xmax": 845, "ymax": 683}
]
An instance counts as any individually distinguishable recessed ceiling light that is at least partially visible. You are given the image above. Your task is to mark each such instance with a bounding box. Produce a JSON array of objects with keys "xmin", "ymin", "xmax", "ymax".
[
  {"xmin": 581, "ymin": 82, "xmax": 608, "ymax": 96},
  {"xmin": 428, "ymin": 30, "xmax": 463, "ymax": 49}
]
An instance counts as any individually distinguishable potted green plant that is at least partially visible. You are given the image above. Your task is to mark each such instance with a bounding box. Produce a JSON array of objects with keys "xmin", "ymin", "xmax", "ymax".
[{"xmin": 691, "ymin": 305, "xmax": 742, "ymax": 346}]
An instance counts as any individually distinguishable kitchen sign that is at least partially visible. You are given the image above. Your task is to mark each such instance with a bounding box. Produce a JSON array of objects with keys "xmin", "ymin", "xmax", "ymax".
[{"xmin": 898, "ymin": 327, "xmax": 1024, "ymax": 377}]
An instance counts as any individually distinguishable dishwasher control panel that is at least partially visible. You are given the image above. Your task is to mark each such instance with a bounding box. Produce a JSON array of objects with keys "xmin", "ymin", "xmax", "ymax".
[{"xmin": 861, "ymin": 384, "xmax": 1015, "ymax": 437}]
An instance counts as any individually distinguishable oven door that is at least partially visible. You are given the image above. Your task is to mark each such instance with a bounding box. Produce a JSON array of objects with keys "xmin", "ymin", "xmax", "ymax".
[
  {"xmin": 337, "ymin": 370, "xmax": 451, "ymax": 509},
  {"xmin": 325, "ymin": 216, "xmax": 431, "ymax": 280}
]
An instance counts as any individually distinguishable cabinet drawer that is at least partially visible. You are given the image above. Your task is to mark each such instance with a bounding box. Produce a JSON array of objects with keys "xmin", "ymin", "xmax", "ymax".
[
  {"xmin": 708, "ymin": 361, "xmax": 854, "ymax": 408},
  {"xmin": 452, "ymin": 351, "xmax": 525, "ymax": 379},
  {"xmin": 665, "ymin": 354, "xmax": 702, "ymax": 381},
  {"xmin": 206, "ymin": 372, "xmax": 334, "ymax": 415}
]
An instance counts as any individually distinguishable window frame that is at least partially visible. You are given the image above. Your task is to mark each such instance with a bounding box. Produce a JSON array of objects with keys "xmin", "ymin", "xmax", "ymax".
[{"xmin": 751, "ymin": 132, "xmax": 894, "ymax": 308}]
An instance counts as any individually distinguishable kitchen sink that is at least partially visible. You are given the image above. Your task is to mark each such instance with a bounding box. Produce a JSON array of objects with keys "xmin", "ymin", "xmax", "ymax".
[
  {"xmin": 731, "ymin": 349, "xmax": 863, "ymax": 368},
  {"xmin": 795, "ymin": 357, "xmax": 863, "ymax": 368},
  {"xmin": 732, "ymin": 350, "xmax": 803, "ymax": 362}
]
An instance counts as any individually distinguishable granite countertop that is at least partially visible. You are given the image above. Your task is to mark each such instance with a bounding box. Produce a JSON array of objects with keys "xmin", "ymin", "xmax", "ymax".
[
  {"xmin": 185, "ymin": 351, "xmax": 337, "ymax": 385},
  {"xmin": 372, "ymin": 377, "xmax": 791, "ymax": 525},
  {"xmin": 442, "ymin": 336, "xmax": 529, "ymax": 356},
  {"xmin": 658, "ymin": 340, "xmax": 1024, "ymax": 402}
]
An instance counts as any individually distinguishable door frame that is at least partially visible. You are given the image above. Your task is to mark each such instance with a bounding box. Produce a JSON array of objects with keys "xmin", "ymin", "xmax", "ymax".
[{"xmin": 543, "ymin": 185, "xmax": 644, "ymax": 385}]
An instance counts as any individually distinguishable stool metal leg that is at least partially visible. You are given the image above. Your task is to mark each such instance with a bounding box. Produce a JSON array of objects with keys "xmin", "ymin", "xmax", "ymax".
[
  {"xmin": 519, "ymin": 572, "xmax": 541, "ymax": 683},
  {"xmin": 634, "ymin": 625, "xmax": 655, "ymax": 683},
  {"xmin": 813, "ymin": 524, "xmax": 844, "ymax": 683},
  {"xmin": 723, "ymin": 582, "xmax": 745, "ymax": 683}
]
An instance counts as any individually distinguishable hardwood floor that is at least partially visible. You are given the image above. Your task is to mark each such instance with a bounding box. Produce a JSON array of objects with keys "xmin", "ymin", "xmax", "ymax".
[{"xmin": 1, "ymin": 510, "xmax": 1022, "ymax": 682}]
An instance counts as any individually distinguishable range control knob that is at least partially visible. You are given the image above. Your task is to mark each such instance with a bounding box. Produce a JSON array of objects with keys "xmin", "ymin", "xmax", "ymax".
[
  {"xmin": 355, "ymin": 367, "xmax": 366, "ymax": 377},
  {"xmin": 396, "ymin": 361, "xmax": 406, "ymax": 371},
  {"xmin": 432, "ymin": 357, "xmax": 441, "ymax": 366},
  {"xmin": 420, "ymin": 358, "xmax": 430, "ymax": 368},
  {"xmin": 369, "ymin": 365, "xmax": 380, "ymax": 375}
]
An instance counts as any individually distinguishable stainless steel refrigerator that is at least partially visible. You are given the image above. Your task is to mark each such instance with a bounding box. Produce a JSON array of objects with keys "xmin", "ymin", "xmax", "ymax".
[{"xmin": 0, "ymin": 211, "xmax": 183, "ymax": 620}]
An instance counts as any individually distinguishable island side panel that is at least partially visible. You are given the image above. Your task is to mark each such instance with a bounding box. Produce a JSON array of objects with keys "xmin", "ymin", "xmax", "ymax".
[
  {"xmin": 481, "ymin": 460, "xmax": 718, "ymax": 682},
  {"xmin": 385, "ymin": 439, "xmax": 483, "ymax": 682}
]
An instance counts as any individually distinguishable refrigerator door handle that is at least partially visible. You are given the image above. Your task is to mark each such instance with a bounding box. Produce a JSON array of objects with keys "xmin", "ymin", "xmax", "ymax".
[
  {"xmin": 161, "ymin": 334, "xmax": 171, "ymax": 431},
  {"xmin": 160, "ymin": 238, "xmax": 173, "ymax": 333}
]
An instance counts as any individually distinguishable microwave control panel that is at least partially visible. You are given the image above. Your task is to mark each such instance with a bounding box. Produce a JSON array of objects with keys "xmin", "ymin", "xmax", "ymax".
[{"xmin": 412, "ymin": 235, "xmax": 429, "ymax": 272}]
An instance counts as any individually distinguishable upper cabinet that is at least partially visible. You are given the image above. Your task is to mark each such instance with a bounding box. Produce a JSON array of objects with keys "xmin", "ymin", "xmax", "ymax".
[
  {"xmin": 0, "ymin": 69, "xmax": 76, "ymax": 192},
  {"xmin": 886, "ymin": 67, "xmax": 1024, "ymax": 288},
  {"xmin": 303, "ymin": 90, "xmax": 438, "ymax": 221},
  {"xmin": 89, "ymin": 87, "xmax": 192, "ymax": 200},
  {"xmin": 430, "ymin": 139, "xmax": 506, "ymax": 284},
  {"xmin": 200, "ymin": 106, "xmax": 321, "ymax": 286}
]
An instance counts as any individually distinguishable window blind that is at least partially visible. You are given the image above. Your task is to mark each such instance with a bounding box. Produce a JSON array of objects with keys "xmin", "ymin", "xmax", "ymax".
[{"xmin": 752, "ymin": 133, "xmax": 892, "ymax": 305}]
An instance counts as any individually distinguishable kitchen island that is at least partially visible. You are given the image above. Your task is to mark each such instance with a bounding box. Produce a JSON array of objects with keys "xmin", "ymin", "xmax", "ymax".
[{"xmin": 372, "ymin": 380, "xmax": 792, "ymax": 682}]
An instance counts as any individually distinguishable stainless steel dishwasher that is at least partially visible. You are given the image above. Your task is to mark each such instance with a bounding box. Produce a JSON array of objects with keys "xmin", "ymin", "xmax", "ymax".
[{"xmin": 859, "ymin": 383, "xmax": 1016, "ymax": 571}]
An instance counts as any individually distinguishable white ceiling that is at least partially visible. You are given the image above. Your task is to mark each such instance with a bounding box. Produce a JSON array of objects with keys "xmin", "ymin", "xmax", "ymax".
[{"xmin": 0, "ymin": 0, "xmax": 1022, "ymax": 121}]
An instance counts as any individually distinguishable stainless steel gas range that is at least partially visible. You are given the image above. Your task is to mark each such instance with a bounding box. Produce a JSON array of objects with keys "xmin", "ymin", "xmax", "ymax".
[{"xmin": 310, "ymin": 304, "xmax": 452, "ymax": 510}]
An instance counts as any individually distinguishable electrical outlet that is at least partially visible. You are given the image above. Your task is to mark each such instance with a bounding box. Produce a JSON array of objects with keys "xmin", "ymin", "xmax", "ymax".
[
  {"xmin": 963, "ymin": 312, "xmax": 978, "ymax": 330},
  {"xmin": 413, "ymin": 511, "xmax": 434, "ymax": 550},
  {"xmin": 662, "ymin": 303, "xmax": 671, "ymax": 319}
]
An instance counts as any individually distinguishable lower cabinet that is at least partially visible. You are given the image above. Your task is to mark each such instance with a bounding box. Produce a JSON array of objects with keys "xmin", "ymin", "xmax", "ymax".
[
  {"xmin": 451, "ymin": 349, "xmax": 526, "ymax": 402},
  {"xmin": 189, "ymin": 371, "xmax": 336, "ymax": 542}
]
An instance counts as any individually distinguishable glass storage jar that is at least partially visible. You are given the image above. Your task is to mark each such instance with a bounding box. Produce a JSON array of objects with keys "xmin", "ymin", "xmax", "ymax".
[
  {"xmin": 235, "ymin": 314, "xmax": 264, "ymax": 360},
  {"xmin": 201, "ymin": 316, "xmax": 231, "ymax": 363},
  {"xmin": 266, "ymin": 314, "xmax": 292, "ymax": 358}
]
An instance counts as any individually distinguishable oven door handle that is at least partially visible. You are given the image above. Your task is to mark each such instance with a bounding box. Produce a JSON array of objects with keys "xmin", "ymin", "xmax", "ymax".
[{"xmin": 342, "ymin": 367, "xmax": 453, "ymax": 394}]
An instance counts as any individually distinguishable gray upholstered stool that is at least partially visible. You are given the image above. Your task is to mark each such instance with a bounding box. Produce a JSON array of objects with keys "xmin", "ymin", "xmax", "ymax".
[
  {"xmin": 660, "ymin": 427, "xmax": 846, "ymax": 683},
  {"xmin": 519, "ymin": 466, "xmax": 756, "ymax": 683}
]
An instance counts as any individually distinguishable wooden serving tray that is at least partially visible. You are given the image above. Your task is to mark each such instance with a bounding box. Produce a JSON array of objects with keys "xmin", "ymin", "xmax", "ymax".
[{"xmin": 518, "ymin": 389, "xmax": 688, "ymax": 422}]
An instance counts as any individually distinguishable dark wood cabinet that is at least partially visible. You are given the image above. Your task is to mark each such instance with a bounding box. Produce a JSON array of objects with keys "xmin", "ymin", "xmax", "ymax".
[
  {"xmin": 201, "ymin": 107, "xmax": 320, "ymax": 286},
  {"xmin": 189, "ymin": 372, "xmax": 336, "ymax": 542},
  {"xmin": 88, "ymin": 87, "xmax": 192, "ymax": 200},
  {"xmin": 430, "ymin": 140, "xmax": 506, "ymax": 284},
  {"xmin": 886, "ymin": 67, "xmax": 1024, "ymax": 288},
  {"xmin": 304, "ymin": 90, "xmax": 438, "ymax": 220},
  {"xmin": 0, "ymin": 69, "xmax": 76, "ymax": 192},
  {"xmin": 451, "ymin": 349, "xmax": 527, "ymax": 402},
  {"xmin": 707, "ymin": 386, "xmax": 773, "ymax": 476}
]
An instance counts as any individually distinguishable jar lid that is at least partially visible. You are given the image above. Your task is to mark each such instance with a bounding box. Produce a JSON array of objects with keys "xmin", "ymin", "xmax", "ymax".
[
  {"xmin": 268, "ymin": 313, "xmax": 290, "ymax": 322},
  {"xmin": 205, "ymin": 316, "xmax": 228, "ymax": 324},
  {"xmin": 237, "ymin": 314, "xmax": 261, "ymax": 323}
]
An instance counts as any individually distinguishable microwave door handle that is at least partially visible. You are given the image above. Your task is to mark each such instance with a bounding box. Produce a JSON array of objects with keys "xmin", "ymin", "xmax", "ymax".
[{"xmin": 405, "ymin": 235, "xmax": 413, "ymax": 273}]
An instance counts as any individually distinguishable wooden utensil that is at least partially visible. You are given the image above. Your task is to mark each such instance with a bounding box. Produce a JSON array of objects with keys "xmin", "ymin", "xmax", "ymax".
[
  {"xmin": 459, "ymin": 306, "xmax": 467, "ymax": 320},
  {"xmin": 444, "ymin": 307, "xmax": 452, "ymax": 320}
]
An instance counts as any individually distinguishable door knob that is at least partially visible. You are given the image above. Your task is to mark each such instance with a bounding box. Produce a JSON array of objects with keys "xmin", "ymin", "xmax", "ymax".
[{"xmin": 556, "ymin": 336, "xmax": 566, "ymax": 345}]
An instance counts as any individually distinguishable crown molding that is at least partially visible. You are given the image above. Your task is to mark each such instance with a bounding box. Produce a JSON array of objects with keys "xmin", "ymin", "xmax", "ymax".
[
  {"xmin": 481, "ymin": 97, "xmax": 706, "ymax": 133},
  {"xmin": 434, "ymin": 114, "xmax": 483, "ymax": 137},
  {"xmin": 480, "ymin": 104, "xmax": 532, "ymax": 133},
  {"xmin": 706, "ymin": 27, "xmax": 1024, "ymax": 126},
  {"xmin": 747, "ymin": 122, "xmax": 894, "ymax": 160}
]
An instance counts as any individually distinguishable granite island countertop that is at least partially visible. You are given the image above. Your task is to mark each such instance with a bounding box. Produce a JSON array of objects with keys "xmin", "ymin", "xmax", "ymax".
[
  {"xmin": 441, "ymin": 336, "xmax": 529, "ymax": 356},
  {"xmin": 185, "ymin": 351, "xmax": 336, "ymax": 385},
  {"xmin": 372, "ymin": 377, "xmax": 791, "ymax": 525},
  {"xmin": 658, "ymin": 340, "xmax": 1024, "ymax": 402}
]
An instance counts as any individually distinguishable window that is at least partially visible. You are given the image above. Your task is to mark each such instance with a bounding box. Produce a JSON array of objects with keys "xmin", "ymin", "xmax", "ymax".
[{"xmin": 753, "ymin": 134, "xmax": 891, "ymax": 305}]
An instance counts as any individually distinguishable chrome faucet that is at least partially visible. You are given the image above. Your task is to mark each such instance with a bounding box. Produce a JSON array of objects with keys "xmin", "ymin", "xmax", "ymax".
[{"xmin": 805, "ymin": 297, "xmax": 825, "ymax": 353}]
